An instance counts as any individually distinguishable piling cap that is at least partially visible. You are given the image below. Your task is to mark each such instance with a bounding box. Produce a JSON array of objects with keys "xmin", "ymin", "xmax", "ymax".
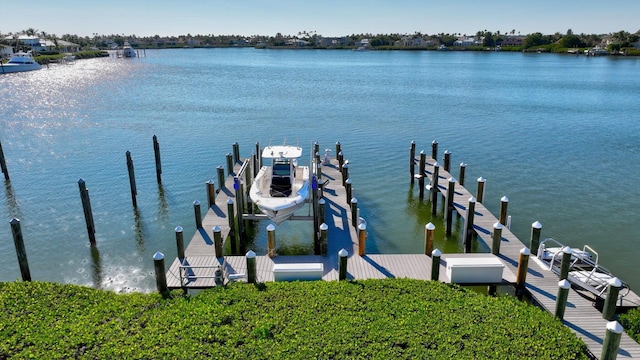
[
  {"xmin": 358, "ymin": 223, "xmax": 366, "ymax": 231},
  {"xmin": 501, "ymin": 196, "xmax": 509, "ymax": 202},
  {"xmin": 227, "ymin": 198, "xmax": 234, "ymax": 204},
  {"xmin": 477, "ymin": 176, "xmax": 486, "ymax": 182},
  {"xmin": 345, "ymin": 178, "xmax": 352, "ymax": 184},
  {"xmin": 246, "ymin": 250, "xmax": 256, "ymax": 258},
  {"xmin": 153, "ymin": 251, "xmax": 165, "ymax": 260},
  {"xmin": 318, "ymin": 198, "xmax": 325, "ymax": 205},
  {"xmin": 444, "ymin": 150, "xmax": 451, "ymax": 155},
  {"xmin": 520, "ymin": 247, "xmax": 530, "ymax": 256},
  {"xmin": 419, "ymin": 150, "xmax": 425, "ymax": 155},
  {"xmin": 433, "ymin": 161, "xmax": 440, "ymax": 167},
  {"xmin": 425, "ymin": 222, "xmax": 436, "ymax": 231},
  {"xmin": 266, "ymin": 224, "xmax": 276, "ymax": 231},
  {"xmin": 175, "ymin": 226, "xmax": 183, "ymax": 232},
  {"xmin": 320, "ymin": 223, "xmax": 328, "ymax": 230},
  {"xmin": 432, "ymin": 249, "xmax": 442, "ymax": 257},
  {"xmin": 350, "ymin": 197, "xmax": 358, "ymax": 204},
  {"xmin": 493, "ymin": 222, "xmax": 503, "ymax": 229},
  {"xmin": 532, "ymin": 221, "xmax": 542, "ymax": 229},
  {"xmin": 338, "ymin": 248, "xmax": 348, "ymax": 257},
  {"xmin": 562, "ymin": 246, "xmax": 573, "ymax": 254},
  {"xmin": 432, "ymin": 140, "xmax": 438, "ymax": 144},
  {"xmin": 460, "ymin": 162, "xmax": 467, "ymax": 167},
  {"xmin": 193, "ymin": 200, "xmax": 201, "ymax": 205},
  {"xmin": 213, "ymin": 225, "xmax": 221, "ymax": 232},
  {"xmin": 448, "ymin": 177, "xmax": 456, "ymax": 183},
  {"xmin": 558, "ymin": 279, "xmax": 571, "ymax": 289},
  {"xmin": 468, "ymin": 196, "xmax": 476, "ymax": 203},
  {"xmin": 608, "ymin": 277, "xmax": 623, "ymax": 288},
  {"xmin": 10, "ymin": 218, "xmax": 20, "ymax": 225},
  {"xmin": 606, "ymin": 321, "xmax": 624, "ymax": 334}
]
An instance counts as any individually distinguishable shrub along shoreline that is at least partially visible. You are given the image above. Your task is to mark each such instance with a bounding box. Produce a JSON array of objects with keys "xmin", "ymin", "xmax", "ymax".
[{"xmin": 0, "ymin": 279, "xmax": 589, "ymax": 359}]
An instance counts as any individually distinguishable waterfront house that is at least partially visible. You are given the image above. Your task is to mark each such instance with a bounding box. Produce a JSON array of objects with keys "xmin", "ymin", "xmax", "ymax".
[{"xmin": 0, "ymin": 44, "xmax": 13, "ymax": 58}]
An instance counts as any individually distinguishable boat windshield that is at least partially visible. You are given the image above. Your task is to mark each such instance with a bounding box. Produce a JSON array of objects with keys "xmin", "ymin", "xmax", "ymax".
[{"xmin": 272, "ymin": 160, "xmax": 291, "ymax": 176}]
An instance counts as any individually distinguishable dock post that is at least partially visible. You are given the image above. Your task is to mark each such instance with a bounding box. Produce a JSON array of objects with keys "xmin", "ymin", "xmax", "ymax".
[
  {"xmin": 476, "ymin": 177, "xmax": 486, "ymax": 203},
  {"xmin": 217, "ymin": 165, "xmax": 226, "ymax": 190},
  {"xmin": 603, "ymin": 277, "xmax": 623, "ymax": 321},
  {"xmin": 193, "ymin": 200, "xmax": 202, "ymax": 229},
  {"xmin": 10, "ymin": 218, "xmax": 31, "ymax": 281},
  {"xmin": 464, "ymin": 197, "xmax": 476, "ymax": 253},
  {"xmin": 424, "ymin": 222, "xmax": 435, "ymax": 255},
  {"xmin": 246, "ymin": 250, "xmax": 256, "ymax": 284},
  {"xmin": 206, "ymin": 180, "xmax": 215, "ymax": 208},
  {"xmin": 516, "ymin": 247, "xmax": 530, "ymax": 289},
  {"xmin": 431, "ymin": 249, "xmax": 441, "ymax": 281},
  {"xmin": 499, "ymin": 196, "xmax": 509, "ymax": 226},
  {"xmin": 350, "ymin": 198, "xmax": 358, "ymax": 228},
  {"xmin": 312, "ymin": 175, "xmax": 320, "ymax": 255},
  {"xmin": 418, "ymin": 151, "xmax": 426, "ymax": 199},
  {"xmin": 345, "ymin": 179, "xmax": 352, "ymax": 203},
  {"xmin": 320, "ymin": 223, "xmax": 328, "ymax": 256},
  {"xmin": 601, "ymin": 321, "xmax": 624, "ymax": 360},
  {"xmin": 335, "ymin": 141, "xmax": 342, "ymax": 161},
  {"xmin": 342, "ymin": 163, "xmax": 349, "ymax": 186},
  {"xmin": 266, "ymin": 224, "xmax": 276, "ymax": 258},
  {"xmin": 491, "ymin": 222, "xmax": 503, "ymax": 255},
  {"xmin": 445, "ymin": 177, "xmax": 456, "ymax": 236},
  {"xmin": 0, "ymin": 138, "xmax": 10, "ymax": 180},
  {"xmin": 126, "ymin": 151, "xmax": 138, "ymax": 207},
  {"xmin": 318, "ymin": 198, "xmax": 326, "ymax": 226},
  {"xmin": 213, "ymin": 226, "xmax": 223, "ymax": 258},
  {"xmin": 554, "ymin": 279, "xmax": 571, "ymax": 320},
  {"xmin": 234, "ymin": 177, "xmax": 246, "ymax": 252},
  {"xmin": 153, "ymin": 252, "xmax": 169, "ymax": 297},
  {"xmin": 337, "ymin": 151, "xmax": 344, "ymax": 171},
  {"xmin": 431, "ymin": 140, "xmax": 438, "ymax": 160},
  {"xmin": 316, "ymin": 162, "xmax": 322, "ymax": 181},
  {"xmin": 175, "ymin": 226, "xmax": 185, "ymax": 261},
  {"xmin": 255, "ymin": 142, "xmax": 261, "ymax": 170},
  {"xmin": 529, "ymin": 221, "xmax": 542, "ymax": 255},
  {"xmin": 227, "ymin": 199, "xmax": 237, "ymax": 254},
  {"xmin": 443, "ymin": 150, "xmax": 451, "ymax": 172},
  {"xmin": 338, "ymin": 248, "xmax": 348, "ymax": 281},
  {"xmin": 430, "ymin": 162, "xmax": 440, "ymax": 215},
  {"xmin": 459, "ymin": 163, "xmax": 466, "ymax": 186},
  {"xmin": 358, "ymin": 223, "xmax": 367, "ymax": 256},
  {"xmin": 153, "ymin": 135, "xmax": 162, "ymax": 184},
  {"xmin": 559, "ymin": 247, "xmax": 573, "ymax": 280},
  {"xmin": 78, "ymin": 179, "xmax": 96, "ymax": 246},
  {"xmin": 232, "ymin": 142, "xmax": 240, "ymax": 164},
  {"xmin": 251, "ymin": 152, "xmax": 258, "ymax": 178},
  {"xmin": 409, "ymin": 141, "xmax": 416, "ymax": 184},
  {"xmin": 226, "ymin": 153, "xmax": 234, "ymax": 176}
]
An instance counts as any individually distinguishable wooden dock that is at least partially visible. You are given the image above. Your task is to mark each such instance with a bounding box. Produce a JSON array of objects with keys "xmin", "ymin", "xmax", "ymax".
[{"xmin": 165, "ymin": 142, "xmax": 640, "ymax": 358}]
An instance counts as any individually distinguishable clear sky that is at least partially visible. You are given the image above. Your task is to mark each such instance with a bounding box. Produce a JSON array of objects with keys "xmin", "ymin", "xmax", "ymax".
[{"xmin": 3, "ymin": 0, "xmax": 639, "ymax": 38}]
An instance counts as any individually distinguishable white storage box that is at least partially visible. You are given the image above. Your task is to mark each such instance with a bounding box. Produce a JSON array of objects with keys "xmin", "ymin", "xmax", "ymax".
[
  {"xmin": 273, "ymin": 263, "xmax": 323, "ymax": 281},
  {"xmin": 446, "ymin": 256, "xmax": 505, "ymax": 284}
]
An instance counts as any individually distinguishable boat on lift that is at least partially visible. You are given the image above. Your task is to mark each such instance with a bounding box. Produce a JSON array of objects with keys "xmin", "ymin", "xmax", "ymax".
[
  {"xmin": 0, "ymin": 51, "xmax": 41, "ymax": 74},
  {"xmin": 249, "ymin": 144, "xmax": 310, "ymax": 225}
]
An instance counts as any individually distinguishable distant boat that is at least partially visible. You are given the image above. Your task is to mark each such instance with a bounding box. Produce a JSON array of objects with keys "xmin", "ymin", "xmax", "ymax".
[
  {"xmin": 122, "ymin": 42, "xmax": 137, "ymax": 58},
  {"xmin": 585, "ymin": 46, "xmax": 608, "ymax": 56},
  {"xmin": 249, "ymin": 145, "xmax": 310, "ymax": 225},
  {"xmin": 0, "ymin": 51, "xmax": 42, "ymax": 74},
  {"xmin": 62, "ymin": 53, "xmax": 76, "ymax": 64},
  {"xmin": 438, "ymin": 44, "xmax": 447, "ymax": 51}
]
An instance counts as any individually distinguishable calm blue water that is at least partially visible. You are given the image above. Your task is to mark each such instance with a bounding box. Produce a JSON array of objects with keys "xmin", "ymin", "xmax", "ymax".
[{"xmin": 1, "ymin": 49, "xmax": 639, "ymax": 292}]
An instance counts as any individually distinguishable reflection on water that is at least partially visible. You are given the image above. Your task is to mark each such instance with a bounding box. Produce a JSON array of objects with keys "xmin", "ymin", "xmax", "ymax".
[{"xmin": 90, "ymin": 245, "xmax": 102, "ymax": 289}]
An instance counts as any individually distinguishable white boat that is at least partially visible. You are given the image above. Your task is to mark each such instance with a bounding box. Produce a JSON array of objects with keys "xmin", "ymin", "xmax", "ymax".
[
  {"xmin": 249, "ymin": 145, "xmax": 310, "ymax": 225},
  {"xmin": 122, "ymin": 42, "xmax": 136, "ymax": 58},
  {"xmin": 537, "ymin": 238, "xmax": 631, "ymax": 303},
  {"xmin": 0, "ymin": 51, "xmax": 42, "ymax": 74}
]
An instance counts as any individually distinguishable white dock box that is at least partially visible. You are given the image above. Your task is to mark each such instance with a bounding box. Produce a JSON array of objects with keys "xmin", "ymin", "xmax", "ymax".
[
  {"xmin": 273, "ymin": 263, "xmax": 323, "ymax": 282},
  {"xmin": 446, "ymin": 255, "xmax": 505, "ymax": 284}
]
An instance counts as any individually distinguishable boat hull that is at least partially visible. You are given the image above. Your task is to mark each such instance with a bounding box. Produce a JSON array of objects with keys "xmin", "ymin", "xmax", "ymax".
[
  {"xmin": 250, "ymin": 165, "xmax": 309, "ymax": 225},
  {"xmin": 0, "ymin": 63, "xmax": 41, "ymax": 74}
]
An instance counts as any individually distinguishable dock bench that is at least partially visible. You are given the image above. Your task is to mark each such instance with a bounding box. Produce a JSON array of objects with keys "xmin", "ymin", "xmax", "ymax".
[{"xmin": 273, "ymin": 263, "xmax": 323, "ymax": 282}]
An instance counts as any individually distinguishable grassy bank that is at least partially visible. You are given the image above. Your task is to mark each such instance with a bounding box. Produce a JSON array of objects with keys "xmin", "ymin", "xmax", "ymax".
[
  {"xmin": 0, "ymin": 279, "xmax": 588, "ymax": 359},
  {"xmin": 34, "ymin": 50, "xmax": 109, "ymax": 64}
]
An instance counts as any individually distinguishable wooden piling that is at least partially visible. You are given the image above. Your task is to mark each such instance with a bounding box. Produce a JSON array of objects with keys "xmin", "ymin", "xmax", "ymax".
[
  {"xmin": 445, "ymin": 177, "xmax": 456, "ymax": 236},
  {"xmin": 233, "ymin": 177, "xmax": 246, "ymax": 252},
  {"xmin": 267, "ymin": 224, "xmax": 276, "ymax": 258},
  {"xmin": 358, "ymin": 223, "xmax": 367, "ymax": 256},
  {"xmin": 193, "ymin": 200, "xmax": 202, "ymax": 229},
  {"xmin": 206, "ymin": 180, "xmax": 216, "ymax": 208},
  {"xmin": 418, "ymin": 151, "xmax": 426, "ymax": 199},
  {"xmin": 227, "ymin": 199, "xmax": 237, "ymax": 254},
  {"xmin": 350, "ymin": 198, "xmax": 358, "ymax": 228},
  {"xmin": 499, "ymin": 196, "xmax": 509, "ymax": 226},
  {"xmin": 338, "ymin": 248, "xmax": 348, "ymax": 281},
  {"xmin": 10, "ymin": 218, "xmax": 31, "ymax": 281},
  {"xmin": 459, "ymin": 162, "xmax": 466, "ymax": 186},
  {"xmin": 491, "ymin": 222, "xmax": 503, "ymax": 255},
  {"xmin": 335, "ymin": 141, "xmax": 342, "ymax": 160},
  {"xmin": 175, "ymin": 226, "xmax": 185, "ymax": 260},
  {"xmin": 126, "ymin": 151, "xmax": 137, "ymax": 207},
  {"xmin": 255, "ymin": 142, "xmax": 261, "ymax": 170},
  {"xmin": 0, "ymin": 138, "xmax": 9, "ymax": 181},
  {"xmin": 342, "ymin": 163, "xmax": 349, "ymax": 186},
  {"xmin": 559, "ymin": 247, "xmax": 573, "ymax": 280},
  {"xmin": 337, "ymin": 151, "xmax": 344, "ymax": 171},
  {"xmin": 530, "ymin": 221, "xmax": 542, "ymax": 256},
  {"xmin": 515, "ymin": 247, "xmax": 530, "ymax": 289},
  {"xmin": 213, "ymin": 225, "xmax": 223, "ymax": 258},
  {"xmin": 152, "ymin": 135, "xmax": 162, "ymax": 184},
  {"xmin": 345, "ymin": 179, "xmax": 352, "ymax": 203},
  {"xmin": 443, "ymin": 150, "xmax": 451, "ymax": 172},
  {"xmin": 431, "ymin": 140, "xmax": 438, "ymax": 160},
  {"xmin": 554, "ymin": 279, "xmax": 571, "ymax": 320},
  {"xmin": 78, "ymin": 179, "xmax": 96, "ymax": 246},
  {"xmin": 603, "ymin": 277, "xmax": 623, "ymax": 321},
  {"xmin": 430, "ymin": 162, "xmax": 440, "ymax": 215},
  {"xmin": 320, "ymin": 223, "xmax": 328, "ymax": 256},
  {"xmin": 424, "ymin": 222, "xmax": 435, "ymax": 255},
  {"xmin": 246, "ymin": 250, "xmax": 256, "ymax": 283},
  {"xmin": 601, "ymin": 321, "xmax": 624, "ymax": 360},
  {"xmin": 217, "ymin": 165, "xmax": 226, "ymax": 190},
  {"xmin": 409, "ymin": 141, "xmax": 416, "ymax": 184},
  {"xmin": 431, "ymin": 249, "xmax": 441, "ymax": 281},
  {"xmin": 312, "ymin": 175, "xmax": 320, "ymax": 255},
  {"xmin": 153, "ymin": 251, "xmax": 169, "ymax": 297},
  {"xmin": 232, "ymin": 142, "xmax": 240, "ymax": 164},
  {"xmin": 318, "ymin": 198, "xmax": 326, "ymax": 226},
  {"xmin": 226, "ymin": 153, "xmax": 234, "ymax": 176},
  {"xmin": 476, "ymin": 177, "xmax": 486, "ymax": 203},
  {"xmin": 464, "ymin": 197, "xmax": 476, "ymax": 253}
]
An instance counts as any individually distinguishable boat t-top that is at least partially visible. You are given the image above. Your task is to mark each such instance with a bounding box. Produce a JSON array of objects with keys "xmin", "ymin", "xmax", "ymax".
[
  {"xmin": 249, "ymin": 144, "xmax": 310, "ymax": 225},
  {"xmin": 0, "ymin": 51, "xmax": 42, "ymax": 74}
]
